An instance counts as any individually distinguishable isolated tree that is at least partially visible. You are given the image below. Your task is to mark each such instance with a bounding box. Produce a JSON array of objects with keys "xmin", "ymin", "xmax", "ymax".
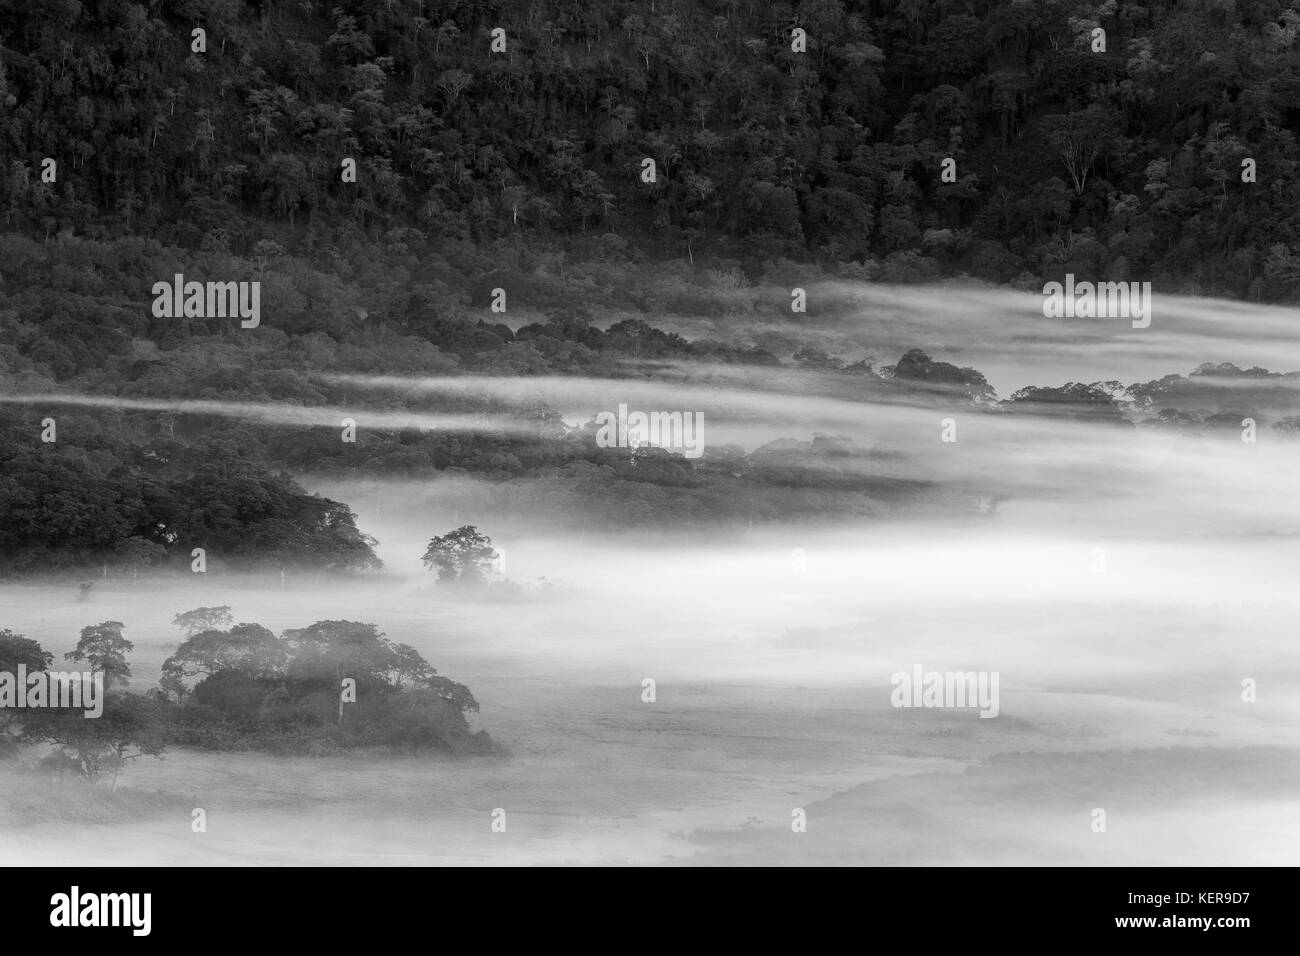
[
  {"xmin": 421, "ymin": 526, "xmax": 498, "ymax": 585},
  {"xmin": 64, "ymin": 621, "xmax": 133, "ymax": 689}
]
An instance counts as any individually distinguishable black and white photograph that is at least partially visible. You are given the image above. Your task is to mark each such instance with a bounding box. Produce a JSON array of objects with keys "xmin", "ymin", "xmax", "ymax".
[{"xmin": 0, "ymin": 0, "xmax": 1293, "ymax": 907}]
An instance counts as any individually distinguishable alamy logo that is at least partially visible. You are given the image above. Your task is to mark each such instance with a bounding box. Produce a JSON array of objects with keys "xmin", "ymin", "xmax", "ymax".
[
  {"xmin": 151, "ymin": 273, "xmax": 261, "ymax": 328},
  {"xmin": 50, "ymin": 887, "xmax": 151, "ymax": 936},
  {"xmin": 890, "ymin": 665, "xmax": 1000, "ymax": 718},
  {"xmin": 594, "ymin": 404, "xmax": 704, "ymax": 459},
  {"xmin": 0, "ymin": 667, "xmax": 103, "ymax": 717},
  {"xmin": 1042, "ymin": 273, "xmax": 1151, "ymax": 329}
]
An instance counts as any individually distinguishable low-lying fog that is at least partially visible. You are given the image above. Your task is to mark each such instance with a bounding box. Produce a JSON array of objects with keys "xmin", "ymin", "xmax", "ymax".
[
  {"xmin": 3, "ymin": 282, "xmax": 1298, "ymax": 865},
  {"xmin": 4, "ymin": 497, "xmax": 1296, "ymax": 863}
]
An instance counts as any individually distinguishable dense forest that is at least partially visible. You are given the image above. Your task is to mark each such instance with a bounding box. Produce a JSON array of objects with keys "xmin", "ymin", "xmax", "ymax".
[
  {"xmin": 4, "ymin": 0, "xmax": 1300, "ymax": 573},
  {"xmin": 0, "ymin": 610, "xmax": 492, "ymax": 778},
  {"xmin": 4, "ymin": 0, "xmax": 1300, "ymax": 293}
]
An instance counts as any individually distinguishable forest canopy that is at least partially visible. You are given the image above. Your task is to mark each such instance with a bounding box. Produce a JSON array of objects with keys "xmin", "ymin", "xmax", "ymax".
[
  {"xmin": 4, "ymin": 0, "xmax": 1300, "ymax": 570},
  {"xmin": 0, "ymin": 0, "xmax": 1296, "ymax": 296}
]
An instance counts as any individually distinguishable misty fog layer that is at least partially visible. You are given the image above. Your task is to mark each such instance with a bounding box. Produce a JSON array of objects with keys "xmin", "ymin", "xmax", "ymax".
[
  {"xmin": 638, "ymin": 281, "xmax": 1300, "ymax": 395},
  {"xmin": 4, "ymin": 285, "xmax": 1298, "ymax": 866},
  {"xmin": 3, "ymin": 516, "xmax": 1294, "ymax": 865}
]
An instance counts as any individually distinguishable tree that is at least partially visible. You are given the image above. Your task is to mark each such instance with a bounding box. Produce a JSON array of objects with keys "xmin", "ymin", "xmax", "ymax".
[
  {"xmin": 64, "ymin": 621, "xmax": 133, "ymax": 689},
  {"xmin": 283, "ymin": 620, "xmax": 398, "ymax": 722},
  {"xmin": 382, "ymin": 687, "xmax": 485, "ymax": 754},
  {"xmin": 0, "ymin": 628, "xmax": 53, "ymax": 672},
  {"xmin": 435, "ymin": 68, "xmax": 471, "ymax": 102},
  {"xmin": 0, "ymin": 629, "xmax": 52, "ymax": 747},
  {"xmin": 1040, "ymin": 106, "xmax": 1121, "ymax": 196},
  {"xmin": 28, "ymin": 693, "xmax": 166, "ymax": 790},
  {"xmin": 885, "ymin": 349, "xmax": 996, "ymax": 404},
  {"xmin": 1005, "ymin": 384, "xmax": 1131, "ymax": 425},
  {"xmin": 278, "ymin": 620, "xmax": 479, "ymax": 725},
  {"xmin": 160, "ymin": 623, "xmax": 287, "ymax": 702},
  {"xmin": 793, "ymin": 346, "xmax": 842, "ymax": 371},
  {"xmin": 420, "ymin": 526, "xmax": 498, "ymax": 585},
  {"xmin": 153, "ymin": 612, "xmax": 484, "ymax": 746},
  {"xmin": 172, "ymin": 606, "xmax": 235, "ymax": 637},
  {"xmin": 114, "ymin": 536, "xmax": 164, "ymax": 577},
  {"xmin": 387, "ymin": 642, "xmax": 436, "ymax": 689}
]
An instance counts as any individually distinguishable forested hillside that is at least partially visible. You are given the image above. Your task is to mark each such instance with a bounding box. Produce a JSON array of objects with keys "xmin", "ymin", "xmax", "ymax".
[
  {"xmin": 4, "ymin": 0, "xmax": 1300, "ymax": 573},
  {"xmin": 3, "ymin": 0, "xmax": 1300, "ymax": 297}
]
